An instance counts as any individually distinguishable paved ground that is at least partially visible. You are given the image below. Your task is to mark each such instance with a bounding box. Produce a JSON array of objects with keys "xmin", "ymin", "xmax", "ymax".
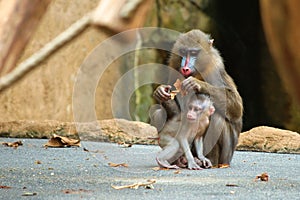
[{"xmin": 0, "ymin": 138, "xmax": 299, "ymax": 200}]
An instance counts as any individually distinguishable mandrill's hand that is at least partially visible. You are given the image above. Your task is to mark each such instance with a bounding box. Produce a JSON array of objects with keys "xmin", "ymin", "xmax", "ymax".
[
  {"xmin": 154, "ymin": 85, "xmax": 172, "ymax": 102},
  {"xmin": 181, "ymin": 77, "xmax": 202, "ymax": 93}
]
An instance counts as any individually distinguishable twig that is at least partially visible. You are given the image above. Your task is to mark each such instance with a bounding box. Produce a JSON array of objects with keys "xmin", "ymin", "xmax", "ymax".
[{"xmin": 111, "ymin": 179, "xmax": 156, "ymax": 190}]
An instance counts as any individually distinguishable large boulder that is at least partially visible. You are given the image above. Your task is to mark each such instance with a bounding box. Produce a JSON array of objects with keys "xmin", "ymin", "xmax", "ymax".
[
  {"xmin": 0, "ymin": 119, "xmax": 158, "ymax": 145},
  {"xmin": 237, "ymin": 126, "xmax": 300, "ymax": 153}
]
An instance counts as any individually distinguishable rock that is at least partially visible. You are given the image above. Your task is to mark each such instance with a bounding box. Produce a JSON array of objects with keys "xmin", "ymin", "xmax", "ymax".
[
  {"xmin": 2, "ymin": 121, "xmax": 299, "ymax": 153},
  {"xmin": 237, "ymin": 126, "xmax": 300, "ymax": 153},
  {"xmin": 0, "ymin": 119, "xmax": 158, "ymax": 145},
  {"xmin": 0, "ymin": 120, "xmax": 73, "ymax": 139},
  {"xmin": 78, "ymin": 119, "xmax": 158, "ymax": 144}
]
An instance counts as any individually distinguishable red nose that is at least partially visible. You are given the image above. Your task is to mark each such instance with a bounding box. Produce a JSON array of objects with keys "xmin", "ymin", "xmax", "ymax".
[{"xmin": 181, "ymin": 67, "xmax": 192, "ymax": 76}]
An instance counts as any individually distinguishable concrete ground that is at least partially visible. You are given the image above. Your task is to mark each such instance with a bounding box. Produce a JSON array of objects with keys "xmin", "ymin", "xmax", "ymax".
[{"xmin": 0, "ymin": 138, "xmax": 299, "ymax": 200}]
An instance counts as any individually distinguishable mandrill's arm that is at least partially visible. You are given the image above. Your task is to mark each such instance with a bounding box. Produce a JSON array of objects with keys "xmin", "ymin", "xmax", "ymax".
[{"xmin": 153, "ymin": 84, "xmax": 181, "ymax": 119}]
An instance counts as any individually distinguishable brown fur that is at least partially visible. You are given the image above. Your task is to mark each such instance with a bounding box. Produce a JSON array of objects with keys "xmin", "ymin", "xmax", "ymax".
[
  {"xmin": 157, "ymin": 94, "xmax": 214, "ymax": 169},
  {"xmin": 154, "ymin": 29, "xmax": 243, "ymax": 165}
]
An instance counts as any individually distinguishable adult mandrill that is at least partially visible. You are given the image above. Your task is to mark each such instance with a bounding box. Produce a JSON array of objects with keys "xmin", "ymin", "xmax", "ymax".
[{"xmin": 151, "ymin": 29, "xmax": 243, "ymax": 166}]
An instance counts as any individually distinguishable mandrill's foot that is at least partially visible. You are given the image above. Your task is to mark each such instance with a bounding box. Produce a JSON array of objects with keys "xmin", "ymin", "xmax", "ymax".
[
  {"xmin": 195, "ymin": 157, "xmax": 212, "ymax": 169},
  {"xmin": 156, "ymin": 157, "xmax": 179, "ymax": 169},
  {"xmin": 172, "ymin": 156, "xmax": 187, "ymax": 168},
  {"xmin": 187, "ymin": 159, "xmax": 203, "ymax": 170}
]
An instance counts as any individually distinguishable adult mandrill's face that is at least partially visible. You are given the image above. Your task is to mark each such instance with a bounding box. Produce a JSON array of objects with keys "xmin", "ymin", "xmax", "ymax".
[
  {"xmin": 179, "ymin": 48, "xmax": 200, "ymax": 77},
  {"xmin": 170, "ymin": 30, "xmax": 214, "ymax": 80}
]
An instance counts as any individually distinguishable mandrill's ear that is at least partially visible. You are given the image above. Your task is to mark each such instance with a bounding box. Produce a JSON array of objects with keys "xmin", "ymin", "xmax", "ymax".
[
  {"xmin": 209, "ymin": 39, "xmax": 214, "ymax": 47},
  {"xmin": 209, "ymin": 105, "xmax": 215, "ymax": 115}
]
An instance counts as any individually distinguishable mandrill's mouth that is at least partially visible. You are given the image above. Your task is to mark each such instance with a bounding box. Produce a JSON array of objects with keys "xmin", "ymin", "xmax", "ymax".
[{"xmin": 186, "ymin": 117, "xmax": 198, "ymax": 122}]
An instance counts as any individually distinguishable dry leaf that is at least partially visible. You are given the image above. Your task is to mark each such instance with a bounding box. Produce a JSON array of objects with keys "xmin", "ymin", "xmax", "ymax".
[
  {"xmin": 212, "ymin": 164, "xmax": 230, "ymax": 168},
  {"xmin": 147, "ymin": 137, "xmax": 159, "ymax": 140},
  {"xmin": 35, "ymin": 160, "xmax": 42, "ymax": 164},
  {"xmin": 44, "ymin": 134, "xmax": 80, "ymax": 148},
  {"xmin": 83, "ymin": 148, "xmax": 89, "ymax": 152},
  {"xmin": 174, "ymin": 79, "xmax": 182, "ymax": 91},
  {"xmin": 173, "ymin": 79, "xmax": 187, "ymax": 96},
  {"xmin": 174, "ymin": 170, "xmax": 181, "ymax": 174},
  {"xmin": 145, "ymin": 184, "xmax": 154, "ymax": 189},
  {"xmin": 218, "ymin": 164, "xmax": 230, "ymax": 168},
  {"xmin": 170, "ymin": 90, "xmax": 180, "ymax": 100},
  {"xmin": 0, "ymin": 185, "xmax": 11, "ymax": 189},
  {"xmin": 226, "ymin": 183, "xmax": 239, "ymax": 187},
  {"xmin": 83, "ymin": 148, "xmax": 105, "ymax": 154},
  {"xmin": 151, "ymin": 167, "xmax": 161, "ymax": 171},
  {"xmin": 117, "ymin": 142, "xmax": 132, "ymax": 148},
  {"xmin": 2, "ymin": 140, "xmax": 23, "ymax": 148},
  {"xmin": 170, "ymin": 79, "xmax": 182, "ymax": 100},
  {"xmin": 62, "ymin": 189, "xmax": 92, "ymax": 194},
  {"xmin": 151, "ymin": 166, "xmax": 170, "ymax": 171},
  {"xmin": 255, "ymin": 172, "xmax": 269, "ymax": 181},
  {"xmin": 111, "ymin": 179, "xmax": 156, "ymax": 190},
  {"xmin": 22, "ymin": 192, "xmax": 37, "ymax": 196},
  {"xmin": 108, "ymin": 162, "xmax": 128, "ymax": 168}
]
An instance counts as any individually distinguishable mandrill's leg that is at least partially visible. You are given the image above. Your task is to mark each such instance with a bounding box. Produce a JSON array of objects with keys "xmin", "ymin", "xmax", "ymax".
[
  {"xmin": 219, "ymin": 127, "xmax": 238, "ymax": 164},
  {"xmin": 194, "ymin": 136, "xmax": 212, "ymax": 168},
  {"xmin": 156, "ymin": 139, "xmax": 181, "ymax": 169}
]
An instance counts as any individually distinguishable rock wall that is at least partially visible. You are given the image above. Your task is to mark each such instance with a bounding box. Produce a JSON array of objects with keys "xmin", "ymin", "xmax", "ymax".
[{"xmin": 0, "ymin": 0, "xmax": 120, "ymax": 121}]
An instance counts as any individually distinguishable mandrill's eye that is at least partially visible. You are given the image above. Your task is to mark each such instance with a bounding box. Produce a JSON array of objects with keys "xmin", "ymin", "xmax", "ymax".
[
  {"xmin": 179, "ymin": 49, "xmax": 186, "ymax": 56},
  {"xmin": 189, "ymin": 49, "xmax": 200, "ymax": 56}
]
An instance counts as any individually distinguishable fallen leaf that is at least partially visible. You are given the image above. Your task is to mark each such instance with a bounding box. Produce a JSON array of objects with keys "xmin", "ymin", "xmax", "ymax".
[
  {"xmin": 174, "ymin": 170, "xmax": 181, "ymax": 174},
  {"xmin": 62, "ymin": 189, "xmax": 92, "ymax": 194},
  {"xmin": 111, "ymin": 179, "xmax": 156, "ymax": 190},
  {"xmin": 226, "ymin": 183, "xmax": 239, "ymax": 187},
  {"xmin": 83, "ymin": 148, "xmax": 104, "ymax": 154},
  {"xmin": 2, "ymin": 140, "xmax": 23, "ymax": 148},
  {"xmin": 145, "ymin": 184, "xmax": 154, "ymax": 189},
  {"xmin": 0, "ymin": 185, "xmax": 11, "ymax": 189},
  {"xmin": 44, "ymin": 134, "xmax": 80, "ymax": 148},
  {"xmin": 117, "ymin": 142, "xmax": 133, "ymax": 148},
  {"xmin": 151, "ymin": 167, "xmax": 161, "ymax": 171},
  {"xmin": 151, "ymin": 167, "xmax": 170, "ymax": 171},
  {"xmin": 255, "ymin": 172, "xmax": 269, "ymax": 181},
  {"xmin": 147, "ymin": 137, "xmax": 159, "ymax": 140},
  {"xmin": 35, "ymin": 160, "xmax": 42, "ymax": 164},
  {"xmin": 22, "ymin": 192, "xmax": 37, "ymax": 196},
  {"xmin": 108, "ymin": 162, "xmax": 128, "ymax": 168},
  {"xmin": 211, "ymin": 164, "xmax": 230, "ymax": 168},
  {"xmin": 83, "ymin": 148, "xmax": 89, "ymax": 152},
  {"xmin": 218, "ymin": 164, "xmax": 230, "ymax": 168}
]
